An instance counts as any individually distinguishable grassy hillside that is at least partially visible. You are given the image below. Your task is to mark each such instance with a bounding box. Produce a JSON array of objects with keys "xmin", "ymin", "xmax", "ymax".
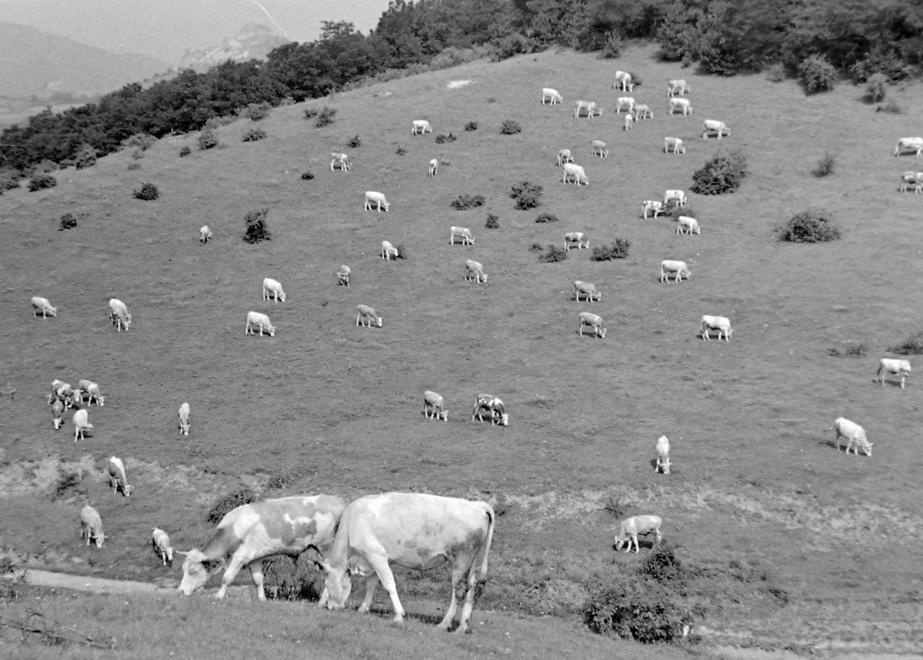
[{"xmin": 1, "ymin": 45, "xmax": 922, "ymax": 655}]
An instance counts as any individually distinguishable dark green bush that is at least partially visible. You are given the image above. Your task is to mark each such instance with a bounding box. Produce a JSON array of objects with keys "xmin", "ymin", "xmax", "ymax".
[
  {"xmin": 490, "ymin": 32, "xmax": 532, "ymax": 61},
  {"xmin": 598, "ymin": 32, "xmax": 622, "ymax": 59},
  {"xmin": 207, "ymin": 488, "xmax": 256, "ymax": 524},
  {"xmin": 888, "ymin": 333, "xmax": 923, "ymax": 355},
  {"xmin": 179, "ymin": 146, "xmax": 191, "ymax": 157},
  {"xmin": 315, "ymin": 106, "xmax": 337, "ymax": 127},
  {"xmin": 863, "ymin": 73, "xmax": 888, "ymax": 104},
  {"xmin": 529, "ymin": 242, "xmax": 544, "ymax": 253},
  {"xmin": 451, "ymin": 194, "xmax": 485, "ymax": 210},
  {"xmin": 583, "ymin": 580, "xmax": 692, "ymax": 643},
  {"xmin": 125, "ymin": 133, "xmax": 156, "ymax": 150},
  {"xmin": 485, "ymin": 213, "xmax": 499, "ymax": 229},
  {"xmin": 263, "ymin": 554, "xmax": 326, "ymax": 602},
  {"xmin": 812, "ymin": 152, "xmax": 835, "ymax": 177},
  {"xmin": 0, "ymin": 169, "xmax": 20, "ymax": 191},
  {"xmin": 347, "ymin": 134, "xmax": 361, "ymax": 148},
  {"xmin": 465, "ymin": 121, "xmax": 478, "ymax": 131},
  {"xmin": 74, "ymin": 144, "xmax": 97, "ymax": 169},
  {"xmin": 776, "ymin": 209, "xmax": 840, "ymax": 243},
  {"xmin": 691, "ymin": 149, "xmax": 748, "ymax": 195},
  {"xmin": 59, "ymin": 213, "xmax": 77, "ymax": 230},
  {"xmin": 539, "ymin": 245, "xmax": 567, "ymax": 262},
  {"xmin": 640, "ymin": 543, "xmax": 686, "ymax": 585},
  {"xmin": 243, "ymin": 208, "xmax": 271, "ymax": 243},
  {"xmin": 198, "ymin": 128, "xmax": 218, "ymax": 150},
  {"xmin": 435, "ymin": 133, "xmax": 457, "ymax": 144},
  {"xmin": 591, "ymin": 239, "xmax": 630, "ymax": 261},
  {"xmin": 798, "ymin": 55, "xmax": 837, "ymax": 94},
  {"xmin": 510, "ymin": 181, "xmax": 542, "ymax": 210},
  {"xmin": 133, "ymin": 182, "xmax": 159, "ymax": 200},
  {"xmin": 303, "ymin": 107, "xmax": 319, "ymax": 119},
  {"xmin": 28, "ymin": 173, "xmax": 57, "ymax": 191},
  {"xmin": 534, "ymin": 212, "xmax": 558, "ymax": 223},
  {"xmin": 500, "ymin": 119, "xmax": 522, "ymax": 135},
  {"xmin": 245, "ymin": 102, "xmax": 271, "ymax": 120},
  {"xmin": 242, "ymin": 127, "xmax": 267, "ymax": 142}
]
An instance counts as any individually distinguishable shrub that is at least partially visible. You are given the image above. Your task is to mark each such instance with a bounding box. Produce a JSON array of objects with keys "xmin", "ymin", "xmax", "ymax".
[
  {"xmin": 639, "ymin": 543, "xmax": 686, "ymax": 585},
  {"xmin": 207, "ymin": 488, "xmax": 256, "ymax": 524},
  {"xmin": 126, "ymin": 162, "xmax": 141, "ymax": 171},
  {"xmin": 125, "ymin": 133, "xmax": 156, "ymax": 150},
  {"xmin": 198, "ymin": 128, "xmax": 218, "ymax": 150},
  {"xmin": 534, "ymin": 212, "xmax": 558, "ymax": 223},
  {"xmin": 0, "ymin": 169, "xmax": 21, "ymax": 191},
  {"xmin": 529, "ymin": 242, "xmax": 544, "ymax": 253},
  {"xmin": 539, "ymin": 245, "xmax": 567, "ymax": 262},
  {"xmin": 347, "ymin": 134, "xmax": 361, "ymax": 148},
  {"xmin": 243, "ymin": 208, "xmax": 271, "ymax": 244},
  {"xmin": 52, "ymin": 470, "xmax": 82, "ymax": 500},
  {"xmin": 798, "ymin": 54, "xmax": 837, "ymax": 94},
  {"xmin": 300, "ymin": 171, "xmax": 315, "ymax": 181},
  {"xmin": 827, "ymin": 344, "xmax": 867, "ymax": 358},
  {"xmin": 766, "ymin": 63, "xmax": 785, "ymax": 82},
  {"xmin": 59, "ymin": 213, "xmax": 77, "ymax": 230},
  {"xmin": 315, "ymin": 106, "xmax": 337, "ymax": 127},
  {"xmin": 776, "ymin": 209, "xmax": 840, "ymax": 243},
  {"xmin": 863, "ymin": 73, "xmax": 888, "ymax": 104},
  {"xmin": 485, "ymin": 213, "xmax": 499, "ymax": 229},
  {"xmin": 131, "ymin": 148, "xmax": 145, "ymax": 160},
  {"xmin": 583, "ymin": 580, "xmax": 692, "ymax": 643},
  {"xmin": 451, "ymin": 194, "xmax": 485, "ymax": 210},
  {"xmin": 598, "ymin": 32, "xmax": 622, "ymax": 59},
  {"xmin": 876, "ymin": 98, "xmax": 902, "ymax": 114},
  {"xmin": 500, "ymin": 119, "xmax": 522, "ymax": 135},
  {"xmin": 812, "ymin": 152, "xmax": 835, "ymax": 177},
  {"xmin": 510, "ymin": 181, "xmax": 542, "ymax": 210},
  {"xmin": 242, "ymin": 127, "xmax": 267, "ymax": 142},
  {"xmin": 303, "ymin": 107, "xmax": 319, "ymax": 119},
  {"xmin": 263, "ymin": 554, "xmax": 326, "ymax": 602},
  {"xmin": 691, "ymin": 149, "xmax": 748, "ymax": 195},
  {"xmin": 434, "ymin": 133, "xmax": 457, "ymax": 144},
  {"xmin": 179, "ymin": 146, "xmax": 191, "ymax": 157},
  {"xmin": 591, "ymin": 239, "xmax": 631, "ymax": 261},
  {"xmin": 28, "ymin": 174, "xmax": 57, "ymax": 191},
  {"xmin": 244, "ymin": 102, "xmax": 271, "ymax": 120},
  {"xmin": 133, "ymin": 182, "xmax": 159, "ymax": 200},
  {"xmin": 490, "ymin": 32, "xmax": 532, "ymax": 61},
  {"xmin": 395, "ymin": 146, "xmax": 407, "ymax": 156},
  {"xmin": 888, "ymin": 333, "xmax": 923, "ymax": 355},
  {"xmin": 465, "ymin": 121, "xmax": 478, "ymax": 131},
  {"xmin": 73, "ymin": 144, "xmax": 97, "ymax": 169}
]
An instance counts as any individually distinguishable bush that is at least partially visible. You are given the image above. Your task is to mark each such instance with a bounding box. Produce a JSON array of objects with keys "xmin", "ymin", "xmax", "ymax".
[
  {"xmin": 126, "ymin": 162, "xmax": 141, "ymax": 171},
  {"xmin": 539, "ymin": 245, "xmax": 567, "ymax": 262},
  {"xmin": 133, "ymin": 182, "xmax": 159, "ymax": 200},
  {"xmin": 395, "ymin": 146, "xmax": 407, "ymax": 156},
  {"xmin": 776, "ymin": 209, "xmax": 840, "ymax": 243},
  {"xmin": 583, "ymin": 580, "xmax": 692, "ymax": 643},
  {"xmin": 125, "ymin": 133, "xmax": 156, "ymax": 151},
  {"xmin": 28, "ymin": 174, "xmax": 57, "ymax": 191},
  {"xmin": 598, "ymin": 32, "xmax": 622, "ymax": 59},
  {"xmin": 243, "ymin": 208, "xmax": 271, "ymax": 243},
  {"xmin": 301, "ymin": 171, "xmax": 315, "ymax": 181},
  {"xmin": 347, "ymin": 134, "xmax": 361, "ymax": 148},
  {"xmin": 827, "ymin": 344, "xmax": 867, "ymax": 358},
  {"xmin": 691, "ymin": 149, "xmax": 748, "ymax": 195},
  {"xmin": 485, "ymin": 213, "xmax": 499, "ymax": 229},
  {"xmin": 0, "ymin": 169, "xmax": 21, "ymax": 191},
  {"xmin": 798, "ymin": 55, "xmax": 837, "ymax": 94},
  {"xmin": 534, "ymin": 212, "xmax": 558, "ymax": 223},
  {"xmin": 242, "ymin": 127, "xmax": 267, "ymax": 142},
  {"xmin": 244, "ymin": 102, "xmax": 271, "ymax": 120},
  {"xmin": 812, "ymin": 152, "xmax": 835, "ymax": 177},
  {"xmin": 451, "ymin": 194, "xmax": 485, "ymax": 210},
  {"xmin": 198, "ymin": 128, "xmax": 218, "ymax": 150},
  {"xmin": 73, "ymin": 144, "xmax": 97, "ymax": 169},
  {"xmin": 766, "ymin": 63, "xmax": 786, "ymax": 82},
  {"xmin": 207, "ymin": 488, "xmax": 256, "ymax": 524},
  {"xmin": 59, "ymin": 213, "xmax": 77, "ymax": 230},
  {"xmin": 510, "ymin": 181, "xmax": 542, "ymax": 210},
  {"xmin": 640, "ymin": 543, "xmax": 686, "ymax": 585},
  {"xmin": 465, "ymin": 121, "xmax": 478, "ymax": 131},
  {"xmin": 876, "ymin": 98, "xmax": 902, "ymax": 114},
  {"xmin": 490, "ymin": 32, "xmax": 532, "ymax": 61},
  {"xmin": 179, "ymin": 146, "xmax": 191, "ymax": 157},
  {"xmin": 528, "ymin": 242, "xmax": 544, "ymax": 253},
  {"xmin": 888, "ymin": 333, "xmax": 923, "ymax": 355},
  {"xmin": 131, "ymin": 148, "xmax": 145, "ymax": 160},
  {"xmin": 500, "ymin": 119, "xmax": 522, "ymax": 135},
  {"xmin": 315, "ymin": 106, "xmax": 337, "ymax": 127},
  {"xmin": 52, "ymin": 470, "xmax": 82, "ymax": 500},
  {"xmin": 303, "ymin": 107, "xmax": 319, "ymax": 119},
  {"xmin": 591, "ymin": 239, "xmax": 631, "ymax": 261},
  {"xmin": 863, "ymin": 73, "xmax": 888, "ymax": 104},
  {"xmin": 434, "ymin": 133, "xmax": 457, "ymax": 144}
]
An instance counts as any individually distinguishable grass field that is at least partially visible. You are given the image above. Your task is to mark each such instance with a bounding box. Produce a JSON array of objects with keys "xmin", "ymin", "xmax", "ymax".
[{"xmin": 1, "ymin": 44, "xmax": 922, "ymax": 656}]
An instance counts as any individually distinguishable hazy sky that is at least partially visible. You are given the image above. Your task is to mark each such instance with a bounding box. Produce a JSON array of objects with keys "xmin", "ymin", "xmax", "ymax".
[{"xmin": 0, "ymin": 0, "xmax": 393, "ymax": 63}]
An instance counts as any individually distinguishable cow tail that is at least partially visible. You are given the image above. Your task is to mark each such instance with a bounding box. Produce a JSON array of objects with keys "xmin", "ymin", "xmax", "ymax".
[{"xmin": 478, "ymin": 506, "xmax": 495, "ymax": 582}]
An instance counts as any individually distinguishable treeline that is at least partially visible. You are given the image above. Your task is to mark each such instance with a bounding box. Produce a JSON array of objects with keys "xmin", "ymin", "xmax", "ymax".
[{"xmin": 2, "ymin": 0, "xmax": 921, "ymax": 176}]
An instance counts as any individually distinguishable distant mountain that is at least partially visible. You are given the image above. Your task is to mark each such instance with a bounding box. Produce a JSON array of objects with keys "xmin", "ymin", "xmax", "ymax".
[{"xmin": 177, "ymin": 23, "xmax": 290, "ymax": 72}]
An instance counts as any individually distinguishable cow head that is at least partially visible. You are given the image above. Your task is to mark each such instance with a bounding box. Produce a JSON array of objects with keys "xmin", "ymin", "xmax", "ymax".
[
  {"xmin": 178, "ymin": 549, "xmax": 221, "ymax": 595},
  {"xmin": 121, "ymin": 483, "xmax": 135, "ymax": 497},
  {"xmin": 320, "ymin": 560, "xmax": 352, "ymax": 609}
]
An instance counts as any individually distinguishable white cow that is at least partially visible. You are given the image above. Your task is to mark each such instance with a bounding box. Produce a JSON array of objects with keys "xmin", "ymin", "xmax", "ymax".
[
  {"xmin": 614, "ymin": 515, "xmax": 663, "ymax": 552},
  {"xmin": 423, "ymin": 390, "xmax": 448, "ymax": 421},
  {"xmin": 669, "ymin": 97, "xmax": 692, "ymax": 116},
  {"xmin": 667, "ymin": 79, "xmax": 691, "ymax": 96},
  {"xmin": 573, "ymin": 280, "xmax": 601, "ymax": 303},
  {"xmin": 73, "ymin": 408, "xmax": 92, "ymax": 442},
  {"xmin": 642, "ymin": 200, "xmax": 664, "ymax": 219},
  {"xmin": 179, "ymin": 495, "xmax": 346, "ymax": 600},
  {"xmin": 107, "ymin": 298, "xmax": 131, "ymax": 331},
  {"xmin": 411, "ymin": 119, "xmax": 433, "ymax": 135},
  {"xmin": 664, "ymin": 189, "xmax": 687, "ymax": 207},
  {"xmin": 262, "ymin": 277, "xmax": 286, "ymax": 302},
  {"xmin": 899, "ymin": 171, "xmax": 923, "ymax": 193},
  {"xmin": 578, "ymin": 311, "xmax": 606, "ymax": 339},
  {"xmin": 562, "ymin": 163, "xmax": 588, "ymax": 186},
  {"xmin": 245, "ymin": 311, "xmax": 275, "ymax": 337},
  {"xmin": 591, "ymin": 140, "xmax": 609, "ymax": 158},
  {"xmin": 564, "ymin": 232, "xmax": 589, "ymax": 251},
  {"xmin": 321, "ymin": 493, "xmax": 495, "ymax": 633},
  {"xmin": 330, "ymin": 152, "xmax": 351, "ymax": 172},
  {"xmin": 449, "ymin": 226, "xmax": 475, "ymax": 246},
  {"xmin": 80, "ymin": 505, "xmax": 105, "ymax": 548},
  {"xmin": 556, "ymin": 148, "xmax": 574, "ymax": 166},
  {"xmin": 660, "ymin": 259, "xmax": 691, "ymax": 283},
  {"xmin": 48, "ymin": 379, "xmax": 79, "ymax": 408},
  {"xmin": 428, "ymin": 158, "xmax": 438, "ymax": 177},
  {"xmin": 675, "ymin": 215, "xmax": 700, "ymax": 235},
  {"xmin": 77, "ymin": 379, "xmax": 104, "ymax": 407},
  {"xmin": 877, "ymin": 358, "xmax": 911, "ymax": 389},
  {"xmin": 380, "ymin": 240, "xmax": 400, "ymax": 260},
  {"xmin": 51, "ymin": 398, "xmax": 65, "ymax": 430},
  {"xmin": 541, "ymin": 87, "xmax": 563, "ymax": 105},
  {"xmin": 655, "ymin": 436, "xmax": 671, "ymax": 475},
  {"xmin": 364, "ymin": 191, "xmax": 390, "ymax": 213},
  {"xmin": 894, "ymin": 137, "xmax": 923, "ymax": 157},
  {"xmin": 702, "ymin": 119, "xmax": 730, "ymax": 139},
  {"xmin": 465, "ymin": 259, "xmax": 488, "ymax": 284},
  {"xmin": 623, "ymin": 113, "xmax": 635, "ymax": 131},
  {"xmin": 615, "ymin": 97, "xmax": 635, "ymax": 114},
  {"xmin": 664, "ymin": 136, "xmax": 686, "ymax": 154},
  {"xmin": 178, "ymin": 401, "xmax": 190, "ymax": 436},
  {"xmin": 356, "ymin": 304, "xmax": 382, "ymax": 328},
  {"xmin": 199, "ymin": 225, "xmax": 213, "ymax": 244},
  {"xmin": 152, "ymin": 527, "xmax": 174, "ymax": 566},
  {"xmin": 834, "ymin": 417, "xmax": 873, "ymax": 457},
  {"xmin": 574, "ymin": 100, "xmax": 602, "ymax": 118},
  {"xmin": 337, "ymin": 265, "xmax": 351, "ymax": 287},
  {"xmin": 614, "ymin": 70, "xmax": 634, "ymax": 92},
  {"xmin": 634, "ymin": 104, "xmax": 653, "ymax": 120},
  {"xmin": 701, "ymin": 315, "xmax": 732, "ymax": 342},
  {"xmin": 31, "ymin": 296, "xmax": 57, "ymax": 318},
  {"xmin": 107, "ymin": 455, "xmax": 133, "ymax": 497},
  {"xmin": 472, "ymin": 394, "xmax": 508, "ymax": 426}
]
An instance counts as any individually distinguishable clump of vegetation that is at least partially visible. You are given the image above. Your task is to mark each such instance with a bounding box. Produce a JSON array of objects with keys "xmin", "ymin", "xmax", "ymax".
[
  {"xmin": 347, "ymin": 134, "xmax": 361, "ymax": 148},
  {"xmin": 465, "ymin": 121, "xmax": 478, "ymax": 131},
  {"xmin": 207, "ymin": 488, "xmax": 256, "ymax": 524},
  {"xmin": 863, "ymin": 73, "xmax": 888, "ymax": 104},
  {"xmin": 435, "ymin": 133, "xmax": 457, "ymax": 144},
  {"xmin": 313, "ymin": 106, "xmax": 337, "ymax": 127},
  {"xmin": 263, "ymin": 554, "xmax": 326, "ymax": 602},
  {"xmin": 510, "ymin": 181, "xmax": 542, "ymax": 210},
  {"xmin": 73, "ymin": 144, "xmax": 97, "ymax": 169},
  {"xmin": 59, "ymin": 213, "xmax": 78, "ymax": 230},
  {"xmin": 131, "ymin": 148, "xmax": 145, "ymax": 160},
  {"xmin": 243, "ymin": 208, "xmax": 271, "ymax": 243},
  {"xmin": 598, "ymin": 32, "xmax": 622, "ymax": 59},
  {"xmin": 776, "ymin": 209, "xmax": 840, "ymax": 243},
  {"xmin": 534, "ymin": 212, "xmax": 558, "ymax": 223},
  {"xmin": 301, "ymin": 171, "xmax": 315, "ymax": 181},
  {"xmin": 303, "ymin": 107, "xmax": 319, "ymax": 120},
  {"xmin": 660, "ymin": 204, "xmax": 695, "ymax": 220},
  {"xmin": 827, "ymin": 344, "xmax": 867, "ymax": 358},
  {"xmin": 766, "ymin": 63, "xmax": 785, "ymax": 82},
  {"xmin": 28, "ymin": 173, "xmax": 57, "ymax": 191},
  {"xmin": 591, "ymin": 239, "xmax": 631, "ymax": 261},
  {"xmin": 52, "ymin": 470, "xmax": 82, "ymax": 499},
  {"xmin": 798, "ymin": 54, "xmax": 837, "ymax": 94},
  {"xmin": 691, "ymin": 149, "xmax": 748, "ymax": 195},
  {"xmin": 179, "ymin": 146, "xmax": 191, "ymax": 157},
  {"xmin": 538, "ymin": 245, "xmax": 567, "ymax": 262},
  {"xmin": 500, "ymin": 119, "xmax": 522, "ymax": 135},
  {"xmin": 242, "ymin": 127, "xmax": 267, "ymax": 142},
  {"xmin": 133, "ymin": 182, "xmax": 159, "ymax": 200},
  {"xmin": 640, "ymin": 543, "xmax": 687, "ymax": 585},
  {"xmin": 125, "ymin": 133, "xmax": 156, "ymax": 151},
  {"xmin": 451, "ymin": 194, "xmax": 485, "ymax": 210},
  {"xmin": 876, "ymin": 98, "xmax": 902, "ymax": 114},
  {"xmin": 395, "ymin": 145, "xmax": 407, "ymax": 156},
  {"xmin": 244, "ymin": 102, "xmax": 271, "ymax": 120},
  {"xmin": 888, "ymin": 332, "xmax": 923, "ymax": 355},
  {"xmin": 126, "ymin": 162, "xmax": 141, "ymax": 171},
  {"xmin": 485, "ymin": 213, "xmax": 499, "ymax": 229},
  {"xmin": 812, "ymin": 152, "xmax": 835, "ymax": 177},
  {"xmin": 198, "ymin": 128, "xmax": 218, "ymax": 151},
  {"xmin": 529, "ymin": 242, "xmax": 544, "ymax": 253},
  {"xmin": 0, "ymin": 169, "xmax": 20, "ymax": 192}
]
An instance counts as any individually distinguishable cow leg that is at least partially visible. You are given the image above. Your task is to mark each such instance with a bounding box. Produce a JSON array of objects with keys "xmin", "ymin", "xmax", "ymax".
[
  {"xmin": 365, "ymin": 555, "xmax": 405, "ymax": 622},
  {"xmin": 439, "ymin": 563, "xmax": 464, "ymax": 630},
  {"xmin": 249, "ymin": 560, "xmax": 267, "ymax": 601},
  {"xmin": 216, "ymin": 553, "xmax": 249, "ymax": 599},
  {"xmin": 455, "ymin": 557, "xmax": 480, "ymax": 634},
  {"xmin": 357, "ymin": 573, "xmax": 379, "ymax": 613}
]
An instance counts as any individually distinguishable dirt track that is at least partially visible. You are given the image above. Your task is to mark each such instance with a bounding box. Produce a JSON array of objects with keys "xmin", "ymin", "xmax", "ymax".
[{"xmin": 11, "ymin": 568, "xmax": 174, "ymax": 596}]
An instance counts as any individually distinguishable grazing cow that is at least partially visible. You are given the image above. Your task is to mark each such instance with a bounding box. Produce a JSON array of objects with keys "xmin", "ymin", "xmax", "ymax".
[
  {"xmin": 702, "ymin": 119, "xmax": 730, "ymax": 139},
  {"xmin": 614, "ymin": 515, "xmax": 663, "ymax": 552},
  {"xmin": 578, "ymin": 311, "xmax": 606, "ymax": 339},
  {"xmin": 655, "ymin": 436, "xmax": 671, "ymax": 475},
  {"xmin": 465, "ymin": 259, "xmax": 488, "ymax": 284},
  {"xmin": 574, "ymin": 100, "xmax": 602, "ymax": 118},
  {"xmin": 364, "ymin": 191, "xmax": 390, "ymax": 213},
  {"xmin": 73, "ymin": 408, "xmax": 92, "ymax": 442},
  {"xmin": 107, "ymin": 298, "xmax": 131, "ymax": 331},
  {"xmin": 48, "ymin": 379, "xmax": 80, "ymax": 408},
  {"xmin": 423, "ymin": 390, "xmax": 448, "ymax": 421},
  {"xmin": 411, "ymin": 119, "xmax": 433, "ymax": 135},
  {"xmin": 899, "ymin": 171, "xmax": 923, "ymax": 193},
  {"xmin": 573, "ymin": 280, "xmax": 601, "ymax": 303},
  {"xmin": 667, "ymin": 79, "xmax": 691, "ymax": 96},
  {"xmin": 80, "ymin": 505, "xmax": 105, "ymax": 548},
  {"xmin": 199, "ymin": 225, "xmax": 213, "ymax": 244},
  {"xmin": 380, "ymin": 240, "xmax": 400, "ymax": 260},
  {"xmin": 634, "ymin": 104, "xmax": 653, "ymax": 120},
  {"xmin": 664, "ymin": 136, "xmax": 686, "ymax": 154},
  {"xmin": 337, "ymin": 265, "xmax": 351, "ymax": 287},
  {"xmin": 642, "ymin": 200, "xmax": 664, "ymax": 219},
  {"xmin": 51, "ymin": 398, "xmax": 65, "ymax": 430},
  {"xmin": 428, "ymin": 158, "xmax": 438, "ymax": 177},
  {"xmin": 356, "ymin": 304, "xmax": 382, "ymax": 328},
  {"xmin": 562, "ymin": 162, "xmax": 588, "ymax": 186},
  {"xmin": 614, "ymin": 70, "xmax": 634, "ymax": 92},
  {"xmin": 556, "ymin": 148, "xmax": 574, "ymax": 166},
  {"xmin": 660, "ymin": 259, "xmax": 691, "ymax": 283},
  {"xmin": 107, "ymin": 455, "xmax": 133, "ymax": 497},
  {"xmin": 472, "ymin": 394, "xmax": 508, "ymax": 426},
  {"xmin": 664, "ymin": 189, "xmax": 687, "ymax": 207},
  {"xmin": 877, "ymin": 358, "xmax": 911, "ymax": 389},
  {"xmin": 669, "ymin": 97, "xmax": 692, "ymax": 116},
  {"xmin": 615, "ymin": 96, "xmax": 635, "ymax": 113},
  {"xmin": 245, "ymin": 311, "xmax": 275, "ymax": 337},
  {"xmin": 701, "ymin": 315, "xmax": 732, "ymax": 342},
  {"xmin": 152, "ymin": 527, "xmax": 174, "ymax": 566},
  {"xmin": 77, "ymin": 379, "xmax": 104, "ymax": 406},
  {"xmin": 894, "ymin": 137, "xmax": 923, "ymax": 157},
  {"xmin": 330, "ymin": 152, "xmax": 351, "ymax": 172},
  {"xmin": 31, "ymin": 296, "xmax": 57, "ymax": 318},
  {"xmin": 591, "ymin": 140, "xmax": 609, "ymax": 158},
  {"xmin": 541, "ymin": 87, "xmax": 563, "ymax": 105},
  {"xmin": 321, "ymin": 492, "xmax": 495, "ymax": 633},
  {"xmin": 178, "ymin": 495, "xmax": 346, "ymax": 600},
  {"xmin": 178, "ymin": 401, "xmax": 190, "ymax": 436},
  {"xmin": 675, "ymin": 215, "xmax": 701, "ymax": 235},
  {"xmin": 262, "ymin": 277, "xmax": 286, "ymax": 303},
  {"xmin": 564, "ymin": 232, "xmax": 589, "ymax": 251},
  {"xmin": 834, "ymin": 417, "xmax": 873, "ymax": 457},
  {"xmin": 623, "ymin": 113, "xmax": 635, "ymax": 131},
  {"xmin": 450, "ymin": 226, "xmax": 475, "ymax": 246}
]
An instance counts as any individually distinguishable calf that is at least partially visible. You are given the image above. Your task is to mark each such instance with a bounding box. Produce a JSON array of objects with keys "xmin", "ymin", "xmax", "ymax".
[
  {"xmin": 642, "ymin": 200, "xmax": 663, "ymax": 219},
  {"xmin": 556, "ymin": 148, "xmax": 574, "ymax": 166},
  {"xmin": 152, "ymin": 528, "xmax": 174, "ymax": 566},
  {"xmin": 423, "ymin": 390, "xmax": 448, "ymax": 421},
  {"xmin": 246, "ymin": 311, "xmax": 275, "ymax": 337},
  {"xmin": 31, "ymin": 296, "xmax": 57, "ymax": 318},
  {"xmin": 664, "ymin": 189, "xmax": 687, "ymax": 207},
  {"xmin": 80, "ymin": 505, "xmax": 105, "ymax": 548},
  {"xmin": 876, "ymin": 358, "xmax": 911, "ymax": 389},
  {"xmin": 578, "ymin": 312, "xmax": 606, "ymax": 339},
  {"xmin": 614, "ymin": 515, "xmax": 662, "ymax": 552},
  {"xmin": 660, "ymin": 259, "xmax": 691, "ymax": 283},
  {"xmin": 655, "ymin": 436, "xmax": 671, "ymax": 474},
  {"xmin": 472, "ymin": 394, "xmax": 508, "ymax": 426},
  {"xmin": 262, "ymin": 277, "xmax": 286, "ymax": 302},
  {"xmin": 107, "ymin": 455, "xmax": 134, "ymax": 496},
  {"xmin": 834, "ymin": 417, "xmax": 873, "ymax": 457},
  {"xmin": 899, "ymin": 171, "xmax": 923, "ymax": 194},
  {"xmin": 51, "ymin": 398, "xmax": 65, "ymax": 430},
  {"xmin": 178, "ymin": 401, "xmax": 190, "ymax": 436},
  {"xmin": 380, "ymin": 240, "xmax": 400, "ymax": 260},
  {"xmin": 356, "ymin": 304, "xmax": 382, "ymax": 328},
  {"xmin": 623, "ymin": 113, "xmax": 635, "ymax": 131}
]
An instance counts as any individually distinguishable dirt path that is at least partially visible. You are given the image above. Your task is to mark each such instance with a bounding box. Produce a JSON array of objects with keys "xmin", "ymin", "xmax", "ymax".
[{"xmin": 11, "ymin": 568, "xmax": 176, "ymax": 596}]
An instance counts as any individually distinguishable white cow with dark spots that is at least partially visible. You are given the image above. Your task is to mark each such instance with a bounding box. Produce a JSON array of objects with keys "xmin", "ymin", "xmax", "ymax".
[
  {"xmin": 642, "ymin": 200, "xmax": 663, "ymax": 219},
  {"xmin": 31, "ymin": 296, "xmax": 57, "ymax": 318},
  {"xmin": 877, "ymin": 358, "xmax": 911, "ymax": 389},
  {"xmin": 701, "ymin": 315, "xmax": 732, "ymax": 342},
  {"xmin": 573, "ymin": 280, "xmax": 601, "ymax": 302},
  {"xmin": 262, "ymin": 278, "xmax": 286, "ymax": 302},
  {"xmin": 614, "ymin": 515, "xmax": 662, "ymax": 552},
  {"xmin": 834, "ymin": 417, "xmax": 873, "ymax": 457},
  {"xmin": 107, "ymin": 455, "xmax": 134, "ymax": 497},
  {"xmin": 899, "ymin": 171, "xmax": 923, "ymax": 193},
  {"xmin": 578, "ymin": 312, "xmax": 606, "ymax": 338},
  {"xmin": 81, "ymin": 505, "xmax": 105, "ymax": 548},
  {"xmin": 660, "ymin": 260, "xmax": 691, "ymax": 283},
  {"xmin": 246, "ymin": 311, "xmax": 275, "ymax": 337},
  {"xmin": 472, "ymin": 394, "xmax": 508, "ymax": 426},
  {"xmin": 423, "ymin": 390, "xmax": 448, "ymax": 421},
  {"xmin": 152, "ymin": 527, "xmax": 175, "ymax": 566},
  {"xmin": 356, "ymin": 304, "xmax": 382, "ymax": 328}
]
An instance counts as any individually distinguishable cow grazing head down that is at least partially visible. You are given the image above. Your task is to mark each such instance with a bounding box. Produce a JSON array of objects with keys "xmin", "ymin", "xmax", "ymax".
[
  {"xmin": 321, "ymin": 561, "xmax": 353, "ymax": 609},
  {"xmin": 177, "ymin": 549, "xmax": 222, "ymax": 595}
]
